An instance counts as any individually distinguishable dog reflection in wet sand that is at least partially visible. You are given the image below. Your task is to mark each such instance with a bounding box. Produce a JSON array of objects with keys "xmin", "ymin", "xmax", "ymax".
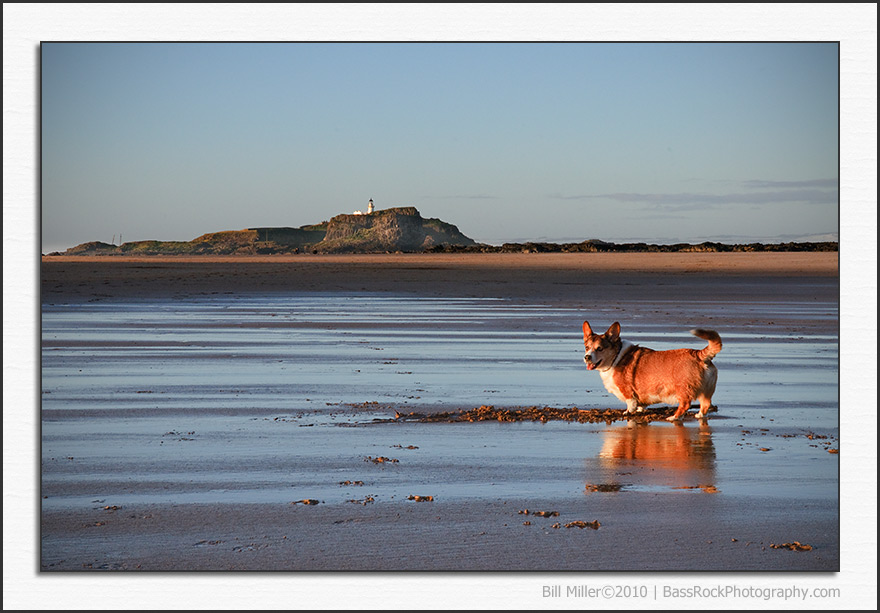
[
  {"xmin": 597, "ymin": 421, "xmax": 718, "ymax": 493},
  {"xmin": 582, "ymin": 321, "xmax": 722, "ymax": 421}
]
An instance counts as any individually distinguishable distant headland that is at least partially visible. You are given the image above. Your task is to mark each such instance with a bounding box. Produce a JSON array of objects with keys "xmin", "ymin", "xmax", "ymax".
[{"xmin": 50, "ymin": 205, "xmax": 838, "ymax": 256}]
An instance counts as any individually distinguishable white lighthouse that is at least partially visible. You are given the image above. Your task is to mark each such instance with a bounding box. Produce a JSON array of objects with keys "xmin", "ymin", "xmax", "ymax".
[{"xmin": 368, "ymin": 198, "xmax": 374, "ymax": 214}]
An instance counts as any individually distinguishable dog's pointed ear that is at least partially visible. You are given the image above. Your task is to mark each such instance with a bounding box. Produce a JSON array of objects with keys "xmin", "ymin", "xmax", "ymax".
[
  {"xmin": 606, "ymin": 322, "xmax": 621, "ymax": 340},
  {"xmin": 583, "ymin": 321, "xmax": 593, "ymax": 337}
]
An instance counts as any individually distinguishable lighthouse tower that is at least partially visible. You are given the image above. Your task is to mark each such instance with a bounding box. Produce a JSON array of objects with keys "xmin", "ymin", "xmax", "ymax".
[{"xmin": 368, "ymin": 198, "xmax": 374, "ymax": 214}]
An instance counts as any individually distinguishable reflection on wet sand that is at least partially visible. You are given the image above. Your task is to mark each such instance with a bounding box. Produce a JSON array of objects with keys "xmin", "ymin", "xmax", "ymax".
[{"xmin": 591, "ymin": 421, "xmax": 718, "ymax": 493}]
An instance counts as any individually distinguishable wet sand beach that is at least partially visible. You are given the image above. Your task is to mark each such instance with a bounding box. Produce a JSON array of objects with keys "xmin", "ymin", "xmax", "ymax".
[
  {"xmin": 38, "ymin": 252, "xmax": 841, "ymax": 578},
  {"xmin": 33, "ymin": 250, "xmax": 852, "ymax": 613}
]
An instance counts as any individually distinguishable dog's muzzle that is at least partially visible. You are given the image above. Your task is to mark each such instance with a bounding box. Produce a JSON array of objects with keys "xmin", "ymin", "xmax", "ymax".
[{"xmin": 584, "ymin": 354, "xmax": 598, "ymax": 371}]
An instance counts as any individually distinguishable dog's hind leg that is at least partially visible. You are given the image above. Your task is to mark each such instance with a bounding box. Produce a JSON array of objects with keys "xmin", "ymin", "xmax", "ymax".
[
  {"xmin": 694, "ymin": 395, "xmax": 713, "ymax": 420},
  {"xmin": 666, "ymin": 399, "xmax": 691, "ymax": 422}
]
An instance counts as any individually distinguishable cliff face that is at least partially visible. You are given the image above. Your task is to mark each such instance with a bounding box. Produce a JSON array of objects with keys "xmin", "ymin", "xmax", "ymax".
[
  {"xmin": 316, "ymin": 207, "xmax": 476, "ymax": 253},
  {"xmin": 246, "ymin": 225, "xmax": 327, "ymax": 248}
]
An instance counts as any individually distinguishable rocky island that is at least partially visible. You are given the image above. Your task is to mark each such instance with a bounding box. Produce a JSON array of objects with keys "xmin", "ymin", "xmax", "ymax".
[
  {"xmin": 52, "ymin": 205, "xmax": 837, "ymax": 256},
  {"xmin": 58, "ymin": 207, "xmax": 476, "ymax": 256}
]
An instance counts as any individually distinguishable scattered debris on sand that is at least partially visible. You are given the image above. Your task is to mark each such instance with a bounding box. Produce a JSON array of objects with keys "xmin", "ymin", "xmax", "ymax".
[
  {"xmin": 193, "ymin": 540, "xmax": 223, "ymax": 547},
  {"xmin": 518, "ymin": 508, "xmax": 600, "ymax": 530},
  {"xmin": 339, "ymin": 480, "xmax": 365, "ymax": 486},
  {"xmin": 585, "ymin": 483, "xmax": 626, "ymax": 493},
  {"xmin": 669, "ymin": 484, "xmax": 720, "ymax": 493},
  {"xmin": 745, "ymin": 430, "xmax": 839, "ymax": 455},
  {"xmin": 407, "ymin": 495, "xmax": 434, "ymax": 502},
  {"xmin": 518, "ymin": 509, "xmax": 558, "ymax": 517},
  {"xmin": 770, "ymin": 541, "xmax": 813, "ymax": 551},
  {"xmin": 161, "ymin": 430, "xmax": 196, "ymax": 441},
  {"xmin": 347, "ymin": 401, "xmax": 385, "ymax": 409},
  {"xmin": 365, "ymin": 456, "xmax": 398, "ymax": 464},
  {"xmin": 233, "ymin": 543, "xmax": 270, "ymax": 553},
  {"xmin": 291, "ymin": 499, "xmax": 321, "ymax": 505}
]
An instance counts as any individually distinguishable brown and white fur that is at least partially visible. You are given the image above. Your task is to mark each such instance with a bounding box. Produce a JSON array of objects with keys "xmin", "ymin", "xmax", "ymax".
[{"xmin": 583, "ymin": 321, "xmax": 722, "ymax": 421}]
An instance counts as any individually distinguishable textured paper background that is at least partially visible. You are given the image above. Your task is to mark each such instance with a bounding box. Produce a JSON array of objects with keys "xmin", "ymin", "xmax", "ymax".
[{"xmin": 4, "ymin": 4, "xmax": 876, "ymax": 610}]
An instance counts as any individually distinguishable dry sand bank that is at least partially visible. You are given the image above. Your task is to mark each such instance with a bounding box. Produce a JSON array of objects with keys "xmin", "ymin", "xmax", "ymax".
[{"xmin": 41, "ymin": 252, "xmax": 838, "ymax": 303}]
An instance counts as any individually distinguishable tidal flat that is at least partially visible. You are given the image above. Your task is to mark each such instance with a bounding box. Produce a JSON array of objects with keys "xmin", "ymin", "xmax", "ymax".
[{"xmin": 40, "ymin": 253, "xmax": 839, "ymax": 571}]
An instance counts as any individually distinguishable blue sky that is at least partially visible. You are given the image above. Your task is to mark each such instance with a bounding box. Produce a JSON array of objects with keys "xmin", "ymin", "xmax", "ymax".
[{"xmin": 41, "ymin": 42, "xmax": 839, "ymax": 251}]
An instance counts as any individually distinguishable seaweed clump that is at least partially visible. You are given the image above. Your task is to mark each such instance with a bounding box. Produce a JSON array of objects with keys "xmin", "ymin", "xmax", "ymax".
[{"xmin": 392, "ymin": 405, "xmax": 674, "ymax": 425}]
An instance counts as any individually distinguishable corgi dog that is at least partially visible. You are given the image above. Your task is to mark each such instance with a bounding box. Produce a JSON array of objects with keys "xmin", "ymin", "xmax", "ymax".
[{"xmin": 582, "ymin": 321, "xmax": 722, "ymax": 421}]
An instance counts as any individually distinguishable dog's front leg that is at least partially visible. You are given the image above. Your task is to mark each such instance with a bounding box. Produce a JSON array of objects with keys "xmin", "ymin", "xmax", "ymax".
[
  {"xmin": 667, "ymin": 400, "xmax": 691, "ymax": 421},
  {"xmin": 624, "ymin": 399, "xmax": 640, "ymax": 414}
]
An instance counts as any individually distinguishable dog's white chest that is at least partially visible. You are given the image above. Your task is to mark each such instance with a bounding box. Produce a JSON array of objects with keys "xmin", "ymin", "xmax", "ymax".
[
  {"xmin": 599, "ymin": 368, "xmax": 628, "ymax": 402},
  {"xmin": 596, "ymin": 341, "xmax": 635, "ymax": 403}
]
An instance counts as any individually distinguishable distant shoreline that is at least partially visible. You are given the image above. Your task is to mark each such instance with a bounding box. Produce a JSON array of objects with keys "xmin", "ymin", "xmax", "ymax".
[
  {"xmin": 40, "ymin": 248, "xmax": 840, "ymax": 261},
  {"xmin": 46, "ymin": 238, "xmax": 838, "ymax": 257}
]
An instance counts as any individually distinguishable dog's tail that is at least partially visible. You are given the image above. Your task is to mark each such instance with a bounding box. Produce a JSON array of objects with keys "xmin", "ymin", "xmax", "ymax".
[{"xmin": 691, "ymin": 329, "xmax": 722, "ymax": 362}]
